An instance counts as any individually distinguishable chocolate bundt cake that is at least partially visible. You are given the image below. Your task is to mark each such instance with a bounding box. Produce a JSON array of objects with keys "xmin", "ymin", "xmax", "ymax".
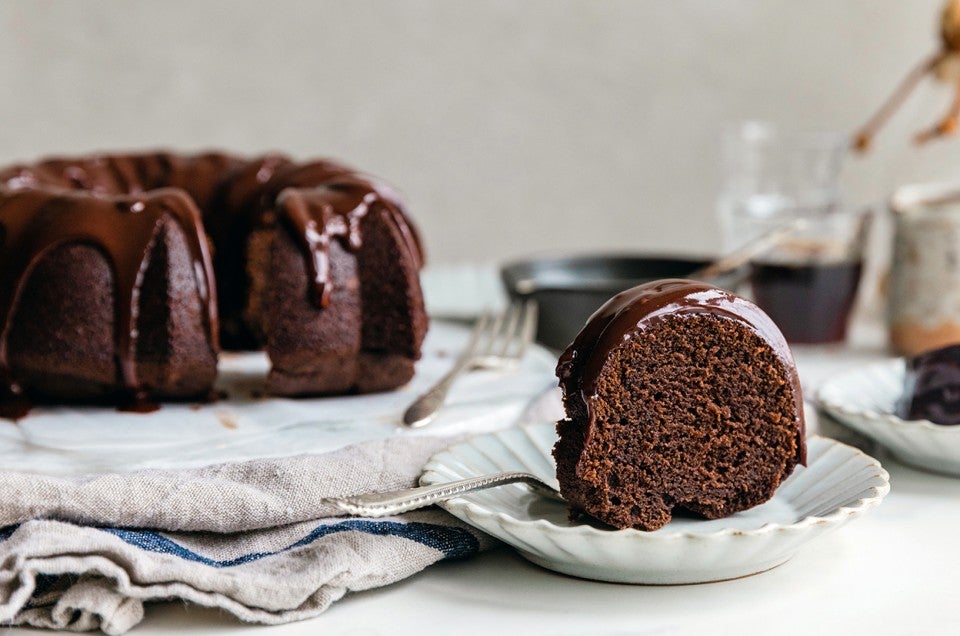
[
  {"xmin": 555, "ymin": 279, "xmax": 805, "ymax": 531},
  {"xmin": 0, "ymin": 152, "xmax": 427, "ymax": 416}
]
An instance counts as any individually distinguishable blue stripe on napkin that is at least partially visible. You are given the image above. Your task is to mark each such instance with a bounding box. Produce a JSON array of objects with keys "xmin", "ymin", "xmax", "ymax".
[{"xmin": 104, "ymin": 519, "xmax": 479, "ymax": 567}]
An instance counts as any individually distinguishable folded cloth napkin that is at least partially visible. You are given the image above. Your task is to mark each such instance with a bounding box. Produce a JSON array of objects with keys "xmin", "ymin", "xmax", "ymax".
[{"xmin": 0, "ymin": 387, "xmax": 565, "ymax": 634}]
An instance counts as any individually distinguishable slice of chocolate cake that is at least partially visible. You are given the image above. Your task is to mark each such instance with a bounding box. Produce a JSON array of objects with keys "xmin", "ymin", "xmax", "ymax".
[{"xmin": 554, "ymin": 279, "xmax": 805, "ymax": 531}]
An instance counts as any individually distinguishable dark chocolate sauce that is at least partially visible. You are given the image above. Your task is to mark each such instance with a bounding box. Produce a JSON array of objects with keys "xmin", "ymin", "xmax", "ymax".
[
  {"xmin": 750, "ymin": 260, "xmax": 863, "ymax": 344},
  {"xmin": 556, "ymin": 279, "xmax": 806, "ymax": 465},
  {"xmin": 0, "ymin": 382, "xmax": 30, "ymax": 420},
  {"xmin": 276, "ymin": 174, "xmax": 420, "ymax": 309},
  {"xmin": 117, "ymin": 391, "xmax": 162, "ymax": 414},
  {"xmin": 0, "ymin": 151, "xmax": 423, "ymax": 416},
  {"xmin": 903, "ymin": 343, "xmax": 960, "ymax": 424}
]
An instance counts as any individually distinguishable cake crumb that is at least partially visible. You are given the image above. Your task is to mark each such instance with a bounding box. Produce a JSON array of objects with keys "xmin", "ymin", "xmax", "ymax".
[{"xmin": 216, "ymin": 411, "xmax": 239, "ymax": 430}]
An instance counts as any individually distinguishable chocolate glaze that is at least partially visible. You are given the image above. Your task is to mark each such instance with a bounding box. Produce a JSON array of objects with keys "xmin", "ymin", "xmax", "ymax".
[
  {"xmin": 277, "ymin": 173, "xmax": 422, "ymax": 308},
  {"xmin": 556, "ymin": 279, "xmax": 806, "ymax": 465},
  {"xmin": 0, "ymin": 188, "xmax": 216, "ymax": 411},
  {"xmin": 0, "ymin": 151, "xmax": 424, "ymax": 415},
  {"xmin": 903, "ymin": 343, "xmax": 960, "ymax": 424}
]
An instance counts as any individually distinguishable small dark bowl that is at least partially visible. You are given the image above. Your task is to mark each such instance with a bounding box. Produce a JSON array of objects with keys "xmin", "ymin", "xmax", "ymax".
[{"xmin": 500, "ymin": 253, "xmax": 738, "ymax": 351}]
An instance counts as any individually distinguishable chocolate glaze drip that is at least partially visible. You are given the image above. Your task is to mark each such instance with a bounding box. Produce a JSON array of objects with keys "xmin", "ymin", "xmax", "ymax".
[
  {"xmin": 556, "ymin": 279, "xmax": 806, "ymax": 465},
  {"xmin": 0, "ymin": 187, "xmax": 217, "ymax": 411},
  {"xmin": 0, "ymin": 151, "xmax": 423, "ymax": 415},
  {"xmin": 277, "ymin": 187, "xmax": 367, "ymax": 308},
  {"xmin": 276, "ymin": 173, "xmax": 422, "ymax": 308}
]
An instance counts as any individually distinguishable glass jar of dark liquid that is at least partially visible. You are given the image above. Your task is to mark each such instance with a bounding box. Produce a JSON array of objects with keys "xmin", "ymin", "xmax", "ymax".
[
  {"xmin": 750, "ymin": 259, "xmax": 863, "ymax": 344},
  {"xmin": 748, "ymin": 213, "xmax": 868, "ymax": 344}
]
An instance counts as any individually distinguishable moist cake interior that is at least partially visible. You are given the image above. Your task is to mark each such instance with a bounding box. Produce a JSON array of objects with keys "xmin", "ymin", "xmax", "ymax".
[{"xmin": 555, "ymin": 312, "xmax": 800, "ymax": 531}]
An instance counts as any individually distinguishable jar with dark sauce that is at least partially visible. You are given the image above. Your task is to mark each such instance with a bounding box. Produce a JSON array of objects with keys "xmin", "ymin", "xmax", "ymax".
[{"xmin": 749, "ymin": 212, "xmax": 868, "ymax": 345}]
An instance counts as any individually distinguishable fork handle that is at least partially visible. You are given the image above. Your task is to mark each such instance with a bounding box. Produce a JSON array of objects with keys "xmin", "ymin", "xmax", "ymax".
[
  {"xmin": 323, "ymin": 472, "xmax": 548, "ymax": 517},
  {"xmin": 402, "ymin": 356, "xmax": 473, "ymax": 428}
]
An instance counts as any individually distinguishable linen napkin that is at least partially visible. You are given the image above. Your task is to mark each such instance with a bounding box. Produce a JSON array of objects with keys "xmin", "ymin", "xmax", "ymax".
[{"xmin": 0, "ymin": 388, "xmax": 565, "ymax": 634}]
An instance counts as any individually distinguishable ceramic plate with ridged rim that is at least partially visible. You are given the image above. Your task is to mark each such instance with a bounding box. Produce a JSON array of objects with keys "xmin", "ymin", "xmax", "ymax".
[
  {"xmin": 420, "ymin": 423, "xmax": 888, "ymax": 584},
  {"xmin": 816, "ymin": 359, "xmax": 960, "ymax": 476}
]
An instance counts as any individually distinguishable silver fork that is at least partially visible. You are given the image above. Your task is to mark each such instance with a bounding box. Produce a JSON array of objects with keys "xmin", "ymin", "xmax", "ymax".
[
  {"xmin": 402, "ymin": 300, "xmax": 538, "ymax": 428},
  {"xmin": 322, "ymin": 471, "xmax": 563, "ymax": 517}
]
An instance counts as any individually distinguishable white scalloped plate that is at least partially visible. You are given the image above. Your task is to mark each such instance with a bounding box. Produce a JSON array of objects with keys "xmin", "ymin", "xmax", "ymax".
[
  {"xmin": 420, "ymin": 423, "xmax": 888, "ymax": 584},
  {"xmin": 816, "ymin": 359, "xmax": 960, "ymax": 476}
]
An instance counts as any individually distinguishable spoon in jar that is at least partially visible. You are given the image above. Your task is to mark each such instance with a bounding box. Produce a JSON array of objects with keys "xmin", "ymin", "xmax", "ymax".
[{"xmin": 688, "ymin": 217, "xmax": 809, "ymax": 282}]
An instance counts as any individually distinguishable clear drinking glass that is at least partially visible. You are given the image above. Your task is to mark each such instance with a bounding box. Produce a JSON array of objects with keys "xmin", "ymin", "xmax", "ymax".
[{"xmin": 717, "ymin": 121, "xmax": 847, "ymax": 251}]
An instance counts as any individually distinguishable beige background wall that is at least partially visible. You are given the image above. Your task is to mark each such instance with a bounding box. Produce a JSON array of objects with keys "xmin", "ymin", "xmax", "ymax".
[{"xmin": 0, "ymin": 0, "xmax": 957, "ymax": 262}]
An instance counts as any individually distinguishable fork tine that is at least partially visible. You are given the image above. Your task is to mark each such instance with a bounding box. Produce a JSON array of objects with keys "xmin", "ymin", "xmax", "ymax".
[
  {"xmin": 495, "ymin": 302, "xmax": 523, "ymax": 358},
  {"xmin": 477, "ymin": 305, "xmax": 508, "ymax": 357},
  {"xmin": 455, "ymin": 311, "xmax": 492, "ymax": 364},
  {"xmin": 465, "ymin": 311, "xmax": 493, "ymax": 350},
  {"xmin": 472, "ymin": 311, "xmax": 493, "ymax": 338},
  {"xmin": 508, "ymin": 299, "xmax": 538, "ymax": 361}
]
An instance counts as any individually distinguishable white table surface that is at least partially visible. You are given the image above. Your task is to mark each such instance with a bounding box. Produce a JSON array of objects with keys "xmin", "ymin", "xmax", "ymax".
[{"xmin": 9, "ymin": 323, "xmax": 960, "ymax": 635}]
